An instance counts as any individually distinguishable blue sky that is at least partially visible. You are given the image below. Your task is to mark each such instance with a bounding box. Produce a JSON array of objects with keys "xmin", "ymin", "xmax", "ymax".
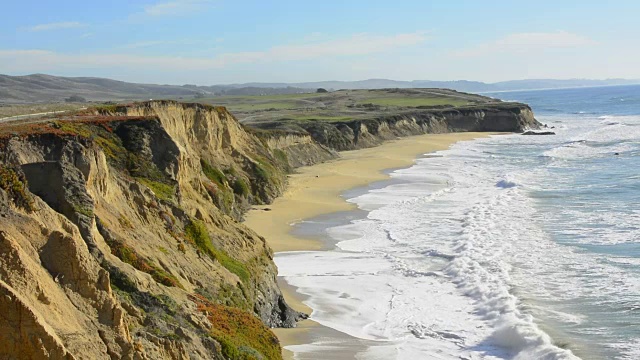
[{"xmin": 2, "ymin": 0, "xmax": 639, "ymax": 84}]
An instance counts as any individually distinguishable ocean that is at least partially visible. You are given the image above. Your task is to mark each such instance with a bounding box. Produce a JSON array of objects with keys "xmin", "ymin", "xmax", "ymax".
[{"xmin": 276, "ymin": 84, "xmax": 640, "ymax": 359}]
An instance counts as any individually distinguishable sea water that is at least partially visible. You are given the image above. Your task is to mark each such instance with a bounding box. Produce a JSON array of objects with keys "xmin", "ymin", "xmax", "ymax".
[{"xmin": 276, "ymin": 85, "xmax": 640, "ymax": 359}]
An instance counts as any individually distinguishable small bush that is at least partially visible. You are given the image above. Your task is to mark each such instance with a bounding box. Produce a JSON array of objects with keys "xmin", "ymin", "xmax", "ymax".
[
  {"xmin": 73, "ymin": 205, "xmax": 94, "ymax": 218},
  {"xmin": 232, "ymin": 178, "xmax": 250, "ymax": 197},
  {"xmin": 95, "ymin": 104, "xmax": 120, "ymax": 114},
  {"xmin": 191, "ymin": 294, "xmax": 282, "ymax": 360},
  {"xmin": 0, "ymin": 166, "xmax": 35, "ymax": 212},
  {"xmin": 201, "ymin": 159, "xmax": 227, "ymax": 186}
]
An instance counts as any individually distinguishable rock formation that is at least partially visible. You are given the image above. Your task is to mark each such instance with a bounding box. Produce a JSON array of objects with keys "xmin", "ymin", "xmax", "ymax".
[{"xmin": 0, "ymin": 99, "xmax": 539, "ymax": 359}]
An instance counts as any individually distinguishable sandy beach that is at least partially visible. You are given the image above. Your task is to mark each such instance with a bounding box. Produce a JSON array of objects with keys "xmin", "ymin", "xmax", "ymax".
[{"xmin": 243, "ymin": 132, "xmax": 493, "ymax": 359}]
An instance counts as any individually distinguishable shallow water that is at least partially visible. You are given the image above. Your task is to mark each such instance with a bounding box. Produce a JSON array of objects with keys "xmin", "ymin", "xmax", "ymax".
[{"xmin": 277, "ymin": 84, "xmax": 640, "ymax": 359}]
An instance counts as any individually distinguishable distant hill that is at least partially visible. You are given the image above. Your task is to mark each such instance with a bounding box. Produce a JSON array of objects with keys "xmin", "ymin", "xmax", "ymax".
[
  {"xmin": 0, "ymin": 74, "xmax": 205, "ymax": 103},
  {"xmin": 223, "ymin": 78, "xmax": 640, "ymax": 92},
  {"xmin": 1, "ymin": 73, "xmax": 638, "ymax": 103}
]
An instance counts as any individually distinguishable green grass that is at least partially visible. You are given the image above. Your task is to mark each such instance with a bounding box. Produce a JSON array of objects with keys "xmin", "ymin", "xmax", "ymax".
[
  {"xmin": 224, "ymin": 102, "xmax": 297, "ymax": 112},
  {"xmin": 288, "ymin": 115, "xmax": 354, "ymax": 122},
  {"xmin": 272, "ymin": 149, "xmax": 290, "ymax": 170},
  {"xmin": 362, "ymin": 97, "xmax": 470, "ymax": 107},
  {"xmin": 137, "ymin": 178, "xmax": 175, "ymax": 201},
  {"xmin": 200, "ymin": 159, "xmax": 227, "ymax": 186},
  {"xmin": 106, "ymin": 236, "xmax": 183, "ymax": 288},
  {"xmin": 0, "ymin": 103, "xmax": 84, "ymax": 118},
  {"xmin": 184, "ymin": 220, "xmax": 250, "ymax": 283},
  {"xmin": 223, "ymin": 93, "xmax": 317, "ymax": 101},
  {"xmin": 72, "ymin": 204, "xmax": 94, "ymax": 217}
]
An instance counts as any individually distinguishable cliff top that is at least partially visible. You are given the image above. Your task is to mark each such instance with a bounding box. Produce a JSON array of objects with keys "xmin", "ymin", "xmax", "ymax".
[{"xmin": 187, "ymin": 88, "xmax": 524, "ymax": 124}]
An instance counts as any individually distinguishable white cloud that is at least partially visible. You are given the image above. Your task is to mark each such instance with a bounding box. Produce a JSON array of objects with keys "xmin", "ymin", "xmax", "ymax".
[
  {"xmin": 27, "ymin": 22, "xmax": 86, "ymax": 32},
  {"xmin": 144, "ymin": 0, "xmax": 211, "ymax": 16},
  {"xmin": 264, "ymin": 32, "xmax": 427, "ymax": 61},
  {"xmin": 0, "ymin": 32, "xmax": 427, "ymax": 73},
  {"xmin": 453, "ymin": 31, "xmax": 596, "ymax": 57},
  {"xmin": 123, "ymin": 40, "xmax": 170, "ymax": 49}
]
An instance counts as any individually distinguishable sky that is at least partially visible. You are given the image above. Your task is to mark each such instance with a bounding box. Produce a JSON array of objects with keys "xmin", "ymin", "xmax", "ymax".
[{"xmin": 2, "ymin": 0, "xmax": 640, "ymax": 85}]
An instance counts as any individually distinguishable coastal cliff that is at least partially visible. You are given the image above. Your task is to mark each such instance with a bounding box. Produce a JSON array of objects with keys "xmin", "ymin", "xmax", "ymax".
[
  {"xmin": 250, "ymin": 103, "xmax": 540, "ymax": 154},
  {"xmin": 0, "ymin": 99, "xmax": 538, "ymax": 359},
  {"xmin": 0, "ymin": 103, "xmax": 300, "ymax": 359}
]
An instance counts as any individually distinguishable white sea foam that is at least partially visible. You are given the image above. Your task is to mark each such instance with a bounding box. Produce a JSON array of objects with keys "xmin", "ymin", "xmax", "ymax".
[
  {"xmin": 279, "ymin": 111, "xmax": 640, "ymax": 359},
  {"xmin": 542, "ymin": 141, "xmax": 635, "ymax": 160},
  {"xmin": 278, "ymin": 141, "xmax": 583, "ymax": 359}
]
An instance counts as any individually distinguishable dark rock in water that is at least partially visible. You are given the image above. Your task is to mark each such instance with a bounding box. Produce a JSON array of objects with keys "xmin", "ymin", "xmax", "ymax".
[{"xmin": 522, "ymin": 131, "xmax": 556, "ymax": 135}]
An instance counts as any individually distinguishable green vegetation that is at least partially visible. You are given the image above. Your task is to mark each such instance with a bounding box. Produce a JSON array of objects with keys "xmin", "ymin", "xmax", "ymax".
[
  {"xmin": 118, "ymin": 214, "xmax": 133, "ymax": 228},
  {"xmin": 71, "ymin": 203, "xmax": 94, "ymax": 217},
  {"xmin": 192, "ymin": 294, "xmax": 282, "ymax": 360},
  {"xmin": 184, "ymin": 219, "xmax": 250, "ymax": 283},
  {"xmin": 190, "ymin": 88, "xmax": 495, "ymax": 125},
  {"xmin": 200, "ymin": 159, "xmax": 239, "ymax": 213},
  {"xmin": 54, "ymin": 120, "xmax": 129, "ymax": 166},
  {"xmin": 106, "ymin": 236, "xmax": 183, "ymax": 288},
  {"xmin": 252, "ymin": 156, "xmax": 281, "ymax": 187},
  {"xmin": 232, "ymin": 178, "xmax": 250, "ymax": 196},
  {"xmin": 54, "ymin": 119, "xmax": 177, "ymax": 204},
  {"xmin": 271, "ymin": 149, "xmax": 290, "ymax": 171},
  {"xmin": 94, "ymin": 104, "xmax": 120, "ymax": 114},
  {"xmin": 137, "ymin": 178, "xmax": 175, "ymax": 201},
  {"xmin": 287, "ymin": 115, "xmax": 354, "ymax": 122},
  {"xmin": 272, "ymin": 149, "xmax": 288, "ymax": 165},
  {"xmin": 362, "ymin": 97, "xmax": 470, "ymax": 107},
  {"xmin": 201, "ymin": 159, "xmax": 227, "ymax": 186},
  {"xmin": 203, "ymin": 181, "xmax": 235, "ymax": 214},
  {"xmin": 0, "ymin": 102, "xmax": 84, "ymax": 118},
  {"xmin": 0, "ymin": 166, "xmax": 35, "ymax": 212}
]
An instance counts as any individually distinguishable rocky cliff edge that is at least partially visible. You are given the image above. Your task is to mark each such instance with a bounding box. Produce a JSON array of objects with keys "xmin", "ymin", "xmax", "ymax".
[{"xmin": 0, "ymin": 99, "xmax": 539, "ymax": 359}]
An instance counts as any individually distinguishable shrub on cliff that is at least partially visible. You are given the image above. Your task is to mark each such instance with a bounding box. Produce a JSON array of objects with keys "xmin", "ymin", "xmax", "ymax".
[
  {"xmin": 232, "ymin": 178, "xmax": 250, "ymax": 197},
  {"xmin": 0, "ymin": 166, "xmax": 35, "ymax": 212},
  {"xmin": 184, "ymin": 219, "xmax": 250, "ymax": 283},
  {"xmin": 192, "ymin": 294, "xmax": 282, "ymax": 360}
]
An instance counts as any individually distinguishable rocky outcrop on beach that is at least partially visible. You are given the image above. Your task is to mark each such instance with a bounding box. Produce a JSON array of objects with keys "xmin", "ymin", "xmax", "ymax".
[
  {"xmin": 522, "ymin": 130, "xmax": 556, "ymax": 135},
  {"xmin": 0, "ymin": 102, "xmax": 301, "ymax": 359}
]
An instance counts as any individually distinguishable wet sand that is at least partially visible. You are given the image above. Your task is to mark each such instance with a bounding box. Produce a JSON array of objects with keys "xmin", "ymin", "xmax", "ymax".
[{"xmin": 243, "ymin": 132, "xmax": 493, "ymax": 359}]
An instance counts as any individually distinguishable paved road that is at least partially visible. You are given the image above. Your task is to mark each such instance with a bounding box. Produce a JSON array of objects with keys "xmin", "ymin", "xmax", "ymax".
[{"xmin": 0, "ymin": 108, "xmax": 86, "ymax": 124}]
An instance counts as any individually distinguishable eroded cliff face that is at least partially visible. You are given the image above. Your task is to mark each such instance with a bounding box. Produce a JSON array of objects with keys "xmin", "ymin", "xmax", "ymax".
[
  {"xmin": 251, "ymin": 103, "xmax": 540, "ymax": 152},
  {"xmin": 0, "ymin": 99, "xmax": 539, "ymax": 359},
  {"xmin": 0, "ymin": 103, "xmax": 300, "ymax": 359}
]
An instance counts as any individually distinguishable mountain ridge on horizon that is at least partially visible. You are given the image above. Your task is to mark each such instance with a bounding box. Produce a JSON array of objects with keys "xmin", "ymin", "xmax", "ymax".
[{"xmin": 1, "ymin": 73, "xmax": 639, "ymax": 103}]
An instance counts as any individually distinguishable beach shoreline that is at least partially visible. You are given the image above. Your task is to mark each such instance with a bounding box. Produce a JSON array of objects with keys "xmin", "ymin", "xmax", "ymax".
[{"xmin": 243, "ymin": 132, "xmax": 495, "ymax": 359}]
